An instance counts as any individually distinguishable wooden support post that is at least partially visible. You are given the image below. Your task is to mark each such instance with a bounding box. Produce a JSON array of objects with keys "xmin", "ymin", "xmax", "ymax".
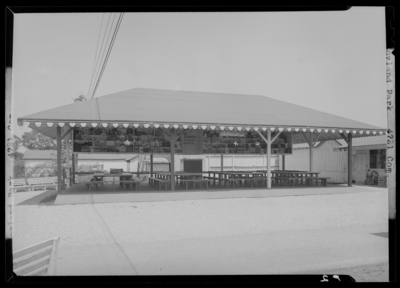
[
  {"xmin": 75, "ymin": 153, "xmax": 79, "ymax": 172},
  {"xmin": 221, "ymin": 154, "xmax": 223, "ymax": 172},
  {"xmin": 72, "ymin": 153, "xmax": 75, "ymax": 184},
  {"xmin": 170, "ymin": 129, "xmax": 175, "ymax": 191},
  {"xmin": 150, "ymin": 154, "xmax": 154, "ymax": 178},
  {"xmin": 309, "ymin": 131, "xmax": 313, "ymax": 172},
  {"xmin": 66, "ymin": 132, "xmax": 71, "ymax": 188},
  {"xmin": 256, "ymin": 130, "xmax": 280, "ymax": 189},
  {"xmin": 348, "ymin": 133, "xmax": 353, "ymax": 187},
  {"xmin": 267, "ymin": 129, "xmax": 271, "ymax": 189},
  {"xmin": 56, "ymin": 126, "xmax": 62, "ymax": 193},
  {"xmin": 302, "ymin": 132, "xmax": 313, "ymax": 172},
  {"xmin": 340, "ymin": 132, "xmax": 353, "ymax": 187}
]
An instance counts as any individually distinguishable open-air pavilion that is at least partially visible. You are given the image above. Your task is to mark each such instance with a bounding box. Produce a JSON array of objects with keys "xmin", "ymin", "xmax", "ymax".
[{"xmin": 17, "ymin": 88, "xmax": 386, "ymax": 199}]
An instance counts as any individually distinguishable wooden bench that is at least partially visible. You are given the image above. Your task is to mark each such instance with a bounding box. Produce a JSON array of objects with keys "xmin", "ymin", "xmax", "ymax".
[
  {"xmin": 272, "ymin": 176, "xmax": 296, "ymax": 186},
  {"xmin": 203, "ymin": 176, "xmax": 226, "ymax": 187},
  {"xmin": 13, "ymin": 237, "xmax": 60, "ymax": 276},
  {"xmin": 250, "ymin": 177, "xmax": 269, "ymax": 187},
  {"xmin": 305, "ymin": 177, "xmax": 330, "ymax": 187},
  {"xmin": 273, "ymin": 176, "xmax": 330, "ymax": 187},
  {"xmin": 10, "ymin": 179, "xmax": 31, "ymax": 193},
  {"xmin": 27, "ymin": 177, "xmax": 58, "ymax": 191},
  {"xmin": 220, "ymin": 178, "xmax": 246, "ymax": 189},
  {"xmin": 84, "ymin": 180, "xmax": 105, "ymax": 191},
  {"xmin": 148, "ymin": 177, "xmax": 171, "ymax": 190},
  {"xmin": 119, "ymin": 180, "xmax": 140, "ymax": 191},
  {"xmin": 178, "ymin": 178, "xmax": 212, "ymax": 190},
  {"xmin": 284, "ymin": 176, "xmax": 330, "ymax": 187}
]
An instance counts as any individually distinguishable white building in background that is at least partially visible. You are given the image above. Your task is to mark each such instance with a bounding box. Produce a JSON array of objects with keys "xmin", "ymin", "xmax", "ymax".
[
  {"xmin": 336, "ymin": 135, "xmax": 387, "ymax": 185},
  {"xmin": 170, "ymin": 154, "xmax": 279, "ymax": 172},
  {"xmin": 283, "ymin": 140, "xmax": 346, "ymax": 183},
  {"xmin": 23, "ymin": 150, "xmax": 279, "ymax": 174},
  {"xmin": 284, "ymin": 135, "xmax": 387, "ymax": 185},
  {"xmin": 22, "ymin": 150, "xmax": 170, "ymax": 174}
]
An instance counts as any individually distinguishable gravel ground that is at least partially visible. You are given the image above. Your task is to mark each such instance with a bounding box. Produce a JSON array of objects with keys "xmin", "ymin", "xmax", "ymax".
[{"xmin": 11, "ymin": 189, "xmax": 388, "ymax": 280}]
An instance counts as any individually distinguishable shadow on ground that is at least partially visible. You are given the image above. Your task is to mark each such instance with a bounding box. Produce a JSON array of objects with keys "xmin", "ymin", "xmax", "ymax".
[{"xmin": 17, "ymin": 190, "xmax": 58, "ymax": 206}]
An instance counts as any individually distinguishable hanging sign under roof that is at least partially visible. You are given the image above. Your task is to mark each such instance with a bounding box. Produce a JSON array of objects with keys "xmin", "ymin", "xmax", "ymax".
[
  {"xmin": 182, "ymin": 130, "xmax": 203, "ymax": 155},
  {"xmin": 220, "ymin": 130, "xmax": 245, "ymax": 137}
]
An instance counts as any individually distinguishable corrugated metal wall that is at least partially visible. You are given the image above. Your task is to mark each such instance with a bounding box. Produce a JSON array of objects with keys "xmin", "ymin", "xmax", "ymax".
[{"xmin": 285, "ymin": 141, "xmax": 348, "ymax": 183}]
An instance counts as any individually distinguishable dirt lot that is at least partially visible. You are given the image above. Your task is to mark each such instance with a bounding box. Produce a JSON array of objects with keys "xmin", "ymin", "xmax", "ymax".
[{"xmin": 12, "ymin": 188, "xmax": 389, "ymax": 280}]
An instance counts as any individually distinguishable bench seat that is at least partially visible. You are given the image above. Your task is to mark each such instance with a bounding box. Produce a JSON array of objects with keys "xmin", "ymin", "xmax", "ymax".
[
  {"xmin": 119, "ymin": 180, "xmax": 140, "ymax": 191},
  {"xmin": 148, "ymin": 177, "xmax": 170, "ymax": 190},
  {"xmin": 272, "ymin": 176, "xmax": 330, "ymax": 187},
  {"xmin": 178, "ymin": 178, "xmax": 212, "ymax": 190},
  {"xmin": 220, "ymin": 178, "xmax": 248, "ymax": 189},
  {"xmin": 203, "ymin": 176, "xmax": 226, "ymax": 187},
  {"xmin": 84, "ymin": 180, "xmax": 105, "ymax": 191},
  {"xmin": 250, "ymin": 177, "xmax": 270, "ymax": 187}
]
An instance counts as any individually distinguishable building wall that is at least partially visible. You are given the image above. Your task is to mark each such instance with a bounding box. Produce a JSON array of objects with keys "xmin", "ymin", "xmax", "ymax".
[
  {"xmin": 285, "ymin": 141, "xmax": 387, "ymax": 184},
  {"xmin": 284, "ymin": 141, "xmax": 348, "ymax": 183},
  {"xmin": 25, "ymin": 159, "xmax": 137, "ymax": 171},
  {"xmin": 81, "ymin": 159, "xmax": 142, "ymax": 172},
  {"xmin": 351, "ymin": 144, "xmax": 387, "ymax": 184},
  {"xmin": 173, "ymin": 154, "xmax": 279, "ymax": 172},
  {"xmin": 25, "ymin": 160, "xmax": 50, "ymax": 168}
]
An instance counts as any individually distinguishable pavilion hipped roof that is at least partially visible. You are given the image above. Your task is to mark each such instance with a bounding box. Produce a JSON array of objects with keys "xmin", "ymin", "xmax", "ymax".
[{"xmin": 17, "ymin": 88, "xmax": 386, "ymax": 145}]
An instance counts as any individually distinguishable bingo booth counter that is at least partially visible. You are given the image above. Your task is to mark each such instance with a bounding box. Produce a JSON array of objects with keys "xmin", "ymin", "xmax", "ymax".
[{"xmin": 17, "ymin": 88, "xmax": 386, "ymax": 196}]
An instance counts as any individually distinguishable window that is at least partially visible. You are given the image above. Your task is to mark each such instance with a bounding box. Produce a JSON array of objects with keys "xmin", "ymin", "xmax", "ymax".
[
  {"xmin": 378, "ymin": 149, "xmax": 386, "ymax": 169},
  {"xmin": 370, "ymin": 149, "xmax": 386, "ymax": 169}
]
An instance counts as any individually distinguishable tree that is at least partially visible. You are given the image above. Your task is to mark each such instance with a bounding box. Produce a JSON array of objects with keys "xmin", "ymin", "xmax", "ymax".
[
  {"xmin": 17, "ymin": 94, "xmax": 86, "ymax": 182},
  {"xmin": 21, "ymin": 130, "xmax": 57, "ymax": 150},
  {"xmin": 73, "ymin": 94, "xmax": 87, "ymax": 102},
  {"xmin": 25, "ymin": 162, "xmax": 57, "ymax": 178},
  {"xmin": 7, "ymin": 135, "xmax": 23, "ymax": 158},
  {"xmin": 19, "ymin": 130, "xmax": 69, "ymax": 179},
  {"xmin": 7, "ymin": 135, "xmax": 25, "ymax": 178}
]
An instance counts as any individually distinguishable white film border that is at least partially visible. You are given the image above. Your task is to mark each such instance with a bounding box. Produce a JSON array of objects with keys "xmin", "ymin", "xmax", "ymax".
[
  {"xmin": 386, "ymin": 49, "xmax": 395, "ymax": 220},
  {"xmin": 6, "ymin": 67, "xmax": 13, "ymax": 239}
]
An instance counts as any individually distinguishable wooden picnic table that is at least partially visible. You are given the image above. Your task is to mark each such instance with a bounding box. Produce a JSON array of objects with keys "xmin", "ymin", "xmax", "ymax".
[
  {"xmin": 152, "ymin": 172, "xmax": 209, "ymax": 190},
  {"xmin": 271, "ymin": 171, "xmax": 320, "ymax": 186},
  {"xmin": 205, "ymin": 171, "xmax": 267, "ymax": 188},
  {"xmin": 92, "ymin": 173, "xmax": 134, "ymax": 191},
  {"xmin": 211, "ymin": 170, "xmax": 321, "ymax": 187},
  {"xmin": 154, "ymin": 171, "xmax": 204, "ymax": 180}
]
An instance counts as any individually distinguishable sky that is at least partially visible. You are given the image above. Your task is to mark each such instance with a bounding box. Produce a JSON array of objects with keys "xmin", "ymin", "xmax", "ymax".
[{"xmin": 11, "ymin": 7, "xmax": 387, "ymax": 137}]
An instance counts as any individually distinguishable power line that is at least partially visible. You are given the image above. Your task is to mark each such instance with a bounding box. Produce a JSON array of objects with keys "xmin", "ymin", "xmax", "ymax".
[
  {"xmin": 88, "ymin": 13, "xmax": 115, "ymax": 99},
  {"xmin": 87, "ymin": 13, "xmax": 105, "ymax": 98},
  {"xmin": 89, "ymin": 13, "xmax": 116, "ymax": 98},
  {"xmin": 90, "ymin": 13, "xmax": 124, "ymax": 100}
]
